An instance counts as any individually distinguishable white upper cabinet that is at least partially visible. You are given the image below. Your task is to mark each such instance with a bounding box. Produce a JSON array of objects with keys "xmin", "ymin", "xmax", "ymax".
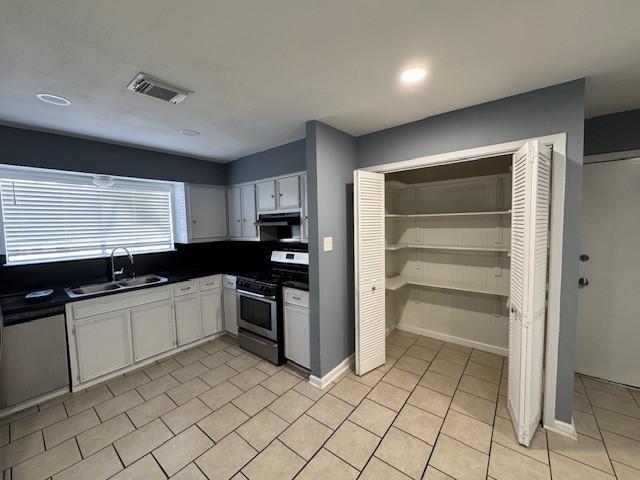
[
  {"xmin": 187, "ymin": 184, "xmax": 228, "ymax": 241},
  {"xmin": 257, "ymin": 180, "xmax": 277, "ymax": 212},
  {"xmin": 227, "ymin": 186, "xmax": 242, "ymax": 238},
  {"xmin": 241, "ymin": 184, "xmax": 258, "ymax": 238},
  {"xmin": 276, "ymin": 176, "xmax": 300, "ymax": 209}
]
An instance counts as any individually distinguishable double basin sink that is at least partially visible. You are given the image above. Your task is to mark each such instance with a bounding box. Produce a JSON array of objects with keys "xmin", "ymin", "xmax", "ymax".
[{"xmin": 65, "ymin": 274, "xmax": 168, "ymax": 299}]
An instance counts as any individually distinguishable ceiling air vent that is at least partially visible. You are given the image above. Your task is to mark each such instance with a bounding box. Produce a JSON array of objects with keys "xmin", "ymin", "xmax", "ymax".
[{"xmin": 126, "ymin": 73, "xmax": 192, "ymax": 104}]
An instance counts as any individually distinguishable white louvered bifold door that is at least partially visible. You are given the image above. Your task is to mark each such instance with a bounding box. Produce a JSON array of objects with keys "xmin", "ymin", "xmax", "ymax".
[
  {"xmin": 508, "ymin": 140, "xmax": 551, "ymax": 446},
  {"xmin": 354, "ymin": 170, "xmax": 386, "ymax": 375}
]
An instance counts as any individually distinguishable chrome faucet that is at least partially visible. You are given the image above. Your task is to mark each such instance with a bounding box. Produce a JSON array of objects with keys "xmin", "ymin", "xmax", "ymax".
[{"xmin": 110, "ymin": 247, "xmax": 134, "ymax": 282}]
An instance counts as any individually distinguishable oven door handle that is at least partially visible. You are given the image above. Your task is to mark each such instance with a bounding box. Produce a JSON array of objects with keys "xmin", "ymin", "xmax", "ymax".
[{"xmin": 237, "ymin": 289, "xmax": 276, "ymax": 301}]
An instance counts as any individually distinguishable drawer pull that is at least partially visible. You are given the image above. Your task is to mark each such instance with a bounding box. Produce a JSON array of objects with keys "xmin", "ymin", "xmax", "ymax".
[
  {"xmin": 180, "ymin": 287, "xmax": 191, "ymax": 291},
  {"xmin": 292, "ymin": 295, "xmax": 302, "ymax": 300},
  {"xmin": 204, "ymin": 282, "xmax": 215, "ymax": 286}
]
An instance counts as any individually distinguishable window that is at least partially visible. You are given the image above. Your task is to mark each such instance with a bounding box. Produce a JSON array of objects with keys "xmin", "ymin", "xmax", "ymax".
[{"xmin": 0, "ymin": 165, "xmax": 180, "ymax": 265}]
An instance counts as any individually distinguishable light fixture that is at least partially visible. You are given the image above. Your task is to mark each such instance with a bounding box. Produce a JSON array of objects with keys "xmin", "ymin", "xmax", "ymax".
[
  {"xmin": 92, "ymin": 175, "xmax": 115, "ymax": 188},
  {"xmin": 180, "ymin": 129, "xmax": 200, "ymax": 136},
  {"xmin": 400, "ymin": 67, "xmax": 427, "ymax": 84},
  {"xmin": 35, "ymin": 93, "xmax": 71, "ymax": 106}
]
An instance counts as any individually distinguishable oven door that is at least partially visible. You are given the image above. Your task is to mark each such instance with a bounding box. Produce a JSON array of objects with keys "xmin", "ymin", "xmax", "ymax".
[{"xmin": 237, "ymin": 290, "xmax": 278, "ymax": 341}]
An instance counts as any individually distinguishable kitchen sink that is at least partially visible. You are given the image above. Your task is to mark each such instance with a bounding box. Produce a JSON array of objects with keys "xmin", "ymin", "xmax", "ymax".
[
  {"xmin": 65, "ymin": 274, "xmax": 168, "ymax": 298},
  {"xmin": 117, "ymin": 274, "xmax": 167, "ymax": 287}
]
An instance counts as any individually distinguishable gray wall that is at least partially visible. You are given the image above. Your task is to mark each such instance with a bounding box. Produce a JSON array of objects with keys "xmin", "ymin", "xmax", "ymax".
[
  {"xmin": 584, "ymin": 109, "xmax": 640, "ymax": 156},
  {"xmin": 306, "ymin": 121, "xmax": 357, "ymax": 378},
  {"xmin": 226, "ymin": 139, "xmax": 306, "ymax": 185},
  {"xmin": 0, "ymin": 125, "xmax": 227, "ymax": 184},
  {"xmin": 357, "ymin": 79, "xmax": 585, "ymax": 423}
]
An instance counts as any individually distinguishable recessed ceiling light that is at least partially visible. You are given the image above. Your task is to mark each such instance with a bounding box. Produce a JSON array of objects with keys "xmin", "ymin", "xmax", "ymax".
[
  {"xmin": 400, "ymin": 67, "xmax": 427, "ymax": 84},
  {"xmin": 180, "ymin": 129, "xmax": 200, "ymax": 136},
  {"xmin": 35, "ymin": 93, "xmax": 71, "ymax": 106}
]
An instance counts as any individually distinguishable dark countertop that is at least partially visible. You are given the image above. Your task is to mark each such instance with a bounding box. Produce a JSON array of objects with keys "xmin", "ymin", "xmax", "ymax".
[
  {"xmin": 282, "ymin": 280, "xmax": 309, "ymax": 292},
  {"xmin": 0, "ymin": 268, "xmax": 244, "ymax": 326}
]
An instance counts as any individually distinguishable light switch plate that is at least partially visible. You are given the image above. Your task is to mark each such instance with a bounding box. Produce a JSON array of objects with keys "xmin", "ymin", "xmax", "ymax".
[{"xmin": 323, "ymin": 236, "xmax": 333, "ymax": 252}]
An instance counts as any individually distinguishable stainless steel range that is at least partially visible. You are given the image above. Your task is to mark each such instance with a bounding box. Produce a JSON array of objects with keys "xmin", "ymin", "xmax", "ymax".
[{"xmin": 236, "ymin": 250, "xmax": 309, "ymax": 364}]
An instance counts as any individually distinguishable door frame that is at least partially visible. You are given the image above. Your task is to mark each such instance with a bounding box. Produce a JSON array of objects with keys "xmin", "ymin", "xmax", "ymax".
[{"xmin": 358, "ymin": 132, "xmax": 568, "ymax": 435}]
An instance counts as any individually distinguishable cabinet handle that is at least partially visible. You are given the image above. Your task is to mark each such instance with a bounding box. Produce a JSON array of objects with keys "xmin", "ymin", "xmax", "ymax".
[
  {"xmin": 292, "ymin": 295, "xmax": 301, "ymax": 300},
  {"xmin": 271, "ymin": 194, "xmax": 274, "ymax": 198},
  {"xmin": 204, "ymin": 282, "xmax": 215, "ymax": 286},
  {"xmin": 236, "ymin": 219, "xmax": 241, "ymax": 222},
  {"xmin": 243, "ymin": 219, "xmax": 247, "ymax": 222},
  {"xmin": 192, "ymin": 220, "xmax": 197, "ymax": 224},
  {"xmin": 180, "ymin": 287, "xmax": 191, "ymax": 291},
  {"xmin": 279, "ymin": 193, "xmax": 283, "ymax": 197}
]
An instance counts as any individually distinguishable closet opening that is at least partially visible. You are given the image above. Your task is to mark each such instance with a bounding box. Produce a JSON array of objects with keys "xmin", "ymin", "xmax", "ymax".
[
  {"xmin": 354, "ymin": 137, "xmax": 566, "ymax": 446},
  {"xmin": 384, "ymin": 154, "xmax": 513, "ymax": 356}
]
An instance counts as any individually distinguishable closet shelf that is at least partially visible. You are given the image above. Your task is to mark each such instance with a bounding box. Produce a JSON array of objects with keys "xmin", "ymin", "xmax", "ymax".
[
  {"xmin": 386, "ymin": 243, "xmax": 510, "ymax": 253},
  {"xmin": 385, "ymin": 210, "xmax": 511, "ymax": 218},
  {"xmin": 385, "ymin": 275, "xmax": 509, "ymax": 297}
]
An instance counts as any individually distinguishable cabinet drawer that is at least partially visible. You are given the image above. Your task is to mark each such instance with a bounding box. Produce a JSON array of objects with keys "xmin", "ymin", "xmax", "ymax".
[
  {"xmin": 199, "ymin": 275, "xmax": 221, "ymax": 291},
  {"xmin": 223, "ymin": 275, "xmax": 236, "ymax": 290},
  {"xmin": 173, "ymin": 280, "xmax": 198, "ymax": 296},
  {"xmin": 283, "ymin": 288, "xmax": 309, "ymax": 308}
]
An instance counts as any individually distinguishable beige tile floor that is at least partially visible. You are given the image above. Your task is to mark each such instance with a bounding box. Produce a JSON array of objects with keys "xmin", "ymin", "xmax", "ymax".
[{"xmin": 1, "ymin": 331, "xmax": 639, "ymax": 479}]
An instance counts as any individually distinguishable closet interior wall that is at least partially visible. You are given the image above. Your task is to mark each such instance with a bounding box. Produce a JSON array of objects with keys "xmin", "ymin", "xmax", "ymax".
[{"xmin": 385, "ymin": 161, "xmax": 512, "ymax": 355}]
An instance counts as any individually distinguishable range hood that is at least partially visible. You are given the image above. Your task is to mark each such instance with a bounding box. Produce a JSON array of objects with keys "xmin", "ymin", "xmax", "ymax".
[
  {"xmin": 254, "ymin": 212, "xmax": 301, "ymax": 227},
  {"xmin": 256, "ymin": 212, "xmax": 301, "ymax": 241}
]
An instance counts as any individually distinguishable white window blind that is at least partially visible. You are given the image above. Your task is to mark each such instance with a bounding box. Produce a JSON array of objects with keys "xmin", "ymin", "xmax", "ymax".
[{"xmin": 0, "ymin": 167, "xmax": 177, "ymax": 265}]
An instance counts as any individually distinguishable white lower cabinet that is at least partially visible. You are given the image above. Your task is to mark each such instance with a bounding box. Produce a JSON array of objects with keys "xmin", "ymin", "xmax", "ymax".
[
  {"xmin": 223, "ymin": 289, "xmax": 238, "ymax": 335},
  {"xmin": 283, "ymin": 287, "xmax": 310, "ymax": 369},
  {"xmin": 201, "ymin": 289, "xmax": 223, "ymax": 336},
  {"xmin": 175, "ymin": 294, "xmax": 202, "ymax": 346},
  {"xmin": 67, "ymin": 275, "xmax": 224, "ymax": 389},
  {"xmin": 130, "ymin": 300, "xmax": 175, "ymax": 362},
  {"xmin": 74, "ymin": 310, "xmax": 132, "ymax": 383}
]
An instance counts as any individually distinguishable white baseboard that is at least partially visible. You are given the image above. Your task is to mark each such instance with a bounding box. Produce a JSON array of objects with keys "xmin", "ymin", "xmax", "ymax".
[
  {"xmin": 396, "ymin": 323, "xmax": 508, "ymax": 357},
  {"xmin": 308, "ymin": 354, "xmax": 354, "ymax": 390},
  {"xmin": 544, "ymin": 418, "xmax": 577, "ymax": 440},
  {"xmin": 385, "ymin": 325, "xmax": 396, "ymax": 337}
]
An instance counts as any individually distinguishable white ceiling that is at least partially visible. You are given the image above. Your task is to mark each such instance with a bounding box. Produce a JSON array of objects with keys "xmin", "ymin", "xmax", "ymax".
[{"xmin": 1, "ymin": 1, "xmax": 639, "ymax": 163}]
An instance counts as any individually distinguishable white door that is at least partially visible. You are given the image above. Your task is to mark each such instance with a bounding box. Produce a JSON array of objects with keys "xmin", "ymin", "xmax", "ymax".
[
  {"xmin": 277, "ymin": 176, "xmax": 300, "ymax": 209},
  {"xmin": 241, "ymin": 184, "xmax": 258, "ymax": 238},
  {"xmin": 223, "ymin": 289, "xmax": 238, "ymax": 335},
  {"xmin": 301, "ymin": 174, "xmax": 308, "ymax": 240},
  {"xmin": 175, "ymin": 295, "xmax": 202, "ymax": 345},
  {"xmin": 189, "ymin": 185, "xmax": 228, "ymax": 239},
  {"xmin": 577, "ymin": 158, "xmax": 640, "ymax": 387},
  {"xmin": 284, "ymin": 304, "xmax": 310, "ymax": 368},
  {"xmin": 130, "ymin": 300, "xmax": 175, "ymax": 362},
  {"xmin": 201, "ymin": 289, "xmax": 223, "ymax": 336},
  {"xmin": 256, "ymin": 180, "xmax": 277, "ymax": 211},
  {"xmin": 228, "ymin": 186, "xmax": 242, "ymax": 238},
  {"xmin": 508, "ymin": 140, "xmax": 551, "ymax": 447},
  {"xmin": 354, "ymin": 169, "xmax": 386, "ymax": 375},
  {"xmin": 75, "ymin": 310, "xmax": 132, "ymax": 382}
]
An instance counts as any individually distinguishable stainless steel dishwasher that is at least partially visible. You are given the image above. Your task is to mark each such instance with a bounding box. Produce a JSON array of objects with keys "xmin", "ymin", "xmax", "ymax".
[{"xmin": 0, "ymin": 310, "xmax": 69, "ymax": 410}]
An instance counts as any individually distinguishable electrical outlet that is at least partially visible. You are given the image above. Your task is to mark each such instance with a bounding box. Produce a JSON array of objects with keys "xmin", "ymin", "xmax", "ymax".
[{"xmin": 323, "ymin": 236, "xmax": 333, "ymax": 252}]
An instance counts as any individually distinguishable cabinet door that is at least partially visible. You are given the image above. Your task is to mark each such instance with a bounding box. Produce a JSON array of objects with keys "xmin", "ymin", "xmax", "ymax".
[
  {"xmin": 74, "ymin": 310, "xmax": 132, "ymax": 383},
  {"xmin": 189, "ymin": 185, "xmax": 228, "ymax": 240},
  {"xmin": 130, "ymin": 300, "xmax": 175, "ymax": 362},
  {"xmin": 227, "ymin": 187, "xmax": 242, "ymax": 238},
  {"xmin": 241, "ymin": 184, "xmax": 258, "ymax": 238},
  {"xmin": 277, "ymin": 176, "xmax": 300, "ymax": 209},
  {"xmin": 223, "ymin": 289, "xmax": 238, "ymax": 335},
  {"xmin": 256, "ymin": 180, "xmax": 277, "ymax": 212},
  {"xmin": 201, "ymin": 288, "xmax": 223, "ymax": 337},
  {"xmin": 175, "ymin": 294, "xmax": 202, "ymax": 346},
  {"xmin": 284, "ymin": 304, "xmax": 310, "ymax": 368}
]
